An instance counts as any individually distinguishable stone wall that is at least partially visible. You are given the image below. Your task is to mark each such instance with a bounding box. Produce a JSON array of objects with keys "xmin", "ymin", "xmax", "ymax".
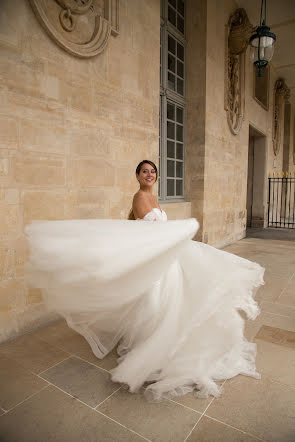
[
  {"xmin": 0, "ymin": 0, "xmax": 160, "ymax": 342},
  {"xmin": 1, "ymin": 0, "xmax": 294, "ymax": 341}
]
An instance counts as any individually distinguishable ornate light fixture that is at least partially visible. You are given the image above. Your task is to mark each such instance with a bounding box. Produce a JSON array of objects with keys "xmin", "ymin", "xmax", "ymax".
[{"xmin": 249, "ymin": 0, "xmax": 276, "ymax": 77}]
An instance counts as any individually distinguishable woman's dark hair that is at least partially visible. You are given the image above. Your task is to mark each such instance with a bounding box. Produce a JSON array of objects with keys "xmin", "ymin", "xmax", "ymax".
[
  {"xmin": 128, "ymin": 160, "xmax": 158, "ymax": 220},
  {"xmin": 136, "ymin": 160, "xmax": 158, "ymax": 181}
]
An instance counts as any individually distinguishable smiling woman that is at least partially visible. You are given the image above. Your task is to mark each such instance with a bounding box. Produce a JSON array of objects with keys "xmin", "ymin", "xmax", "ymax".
[{"xmin": 128, "ymin": 160, "xmax": 160, "ymax": 220}]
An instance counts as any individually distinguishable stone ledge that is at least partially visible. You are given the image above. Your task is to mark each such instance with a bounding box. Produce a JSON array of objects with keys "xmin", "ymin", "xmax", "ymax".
[{"xmin": 160, "ymin": 201, "xmax": 192, "ymax": 220}]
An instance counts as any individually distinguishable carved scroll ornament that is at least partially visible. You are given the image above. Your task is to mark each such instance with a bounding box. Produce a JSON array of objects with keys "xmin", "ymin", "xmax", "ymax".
[
  {"xmin": 29, "ymin": 0, "xmax": 119, "ymax": 58},
  {"xmin": 273, "ymin": 78, "xmax": 290, "ymax": 156},
  {"xmin": 225, "ymin": 9, "xmax": 253, "ymax": 135}
]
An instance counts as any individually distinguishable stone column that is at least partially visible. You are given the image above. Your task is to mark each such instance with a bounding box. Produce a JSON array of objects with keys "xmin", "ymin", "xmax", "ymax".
[
  {"xmin": 283, "ymin": 103, "xmax": 291, "ymax": 172},
  {"xmin": 186, "ymin": 0, "xmax": 207, "ymax": 241}
]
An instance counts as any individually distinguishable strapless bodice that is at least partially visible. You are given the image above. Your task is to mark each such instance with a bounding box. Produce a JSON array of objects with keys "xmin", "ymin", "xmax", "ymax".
[{"xmin": 139, "ymin": 208, "xmax": 168, "ymax": 222}]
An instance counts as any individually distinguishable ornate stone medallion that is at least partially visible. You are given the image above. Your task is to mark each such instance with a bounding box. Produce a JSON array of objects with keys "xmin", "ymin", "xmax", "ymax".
[
  {"xmin": 29, "ymin": 0, "xmax": 119, "ymax": 58},
  {"xmin": 225, "ymin": 9, "xmax": 253, "ymax": 135}
]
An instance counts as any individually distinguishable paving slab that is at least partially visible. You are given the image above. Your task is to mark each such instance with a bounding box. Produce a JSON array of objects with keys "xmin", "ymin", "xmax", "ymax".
[
  {"xmin": 40, "ymin": 356, "xmax": 119, "ymax": 408},
  {"xmin": 31, "ymin": 319, "xmax": 119, "ymax": 371},
  {"xmin": 246, "ymin": 228, "xmax": 295, "ymax": 242},
  {"xmin": 0, "ymin": 355, "xmax": 48, "ymax": 411},
  {"xmin": 98, "ymin": 388, "xmax": 201, "ymax": 442},
  {"xmin": 0, "ymin": 385, "xmax": 145, "ymax": 442},
  {"xmin": 255, "ymin": 339, "xmax": 295, "ymax": 387},
  {"xmin": 206, "ymin": 375, "xmax": 295, "ymax": 442},
  {"xmin": 187, "ymin": 415, "xmax": 258, "ymax": 441},
  {"xmin": 0, "ymin": 334, "xmax": 69, "ymax": 374}
]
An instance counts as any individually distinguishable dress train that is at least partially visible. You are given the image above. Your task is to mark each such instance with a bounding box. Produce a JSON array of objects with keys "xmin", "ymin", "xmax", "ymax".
[{"xmin": 25, "ymin": 209, "xmax": 264, "ymax": 400}]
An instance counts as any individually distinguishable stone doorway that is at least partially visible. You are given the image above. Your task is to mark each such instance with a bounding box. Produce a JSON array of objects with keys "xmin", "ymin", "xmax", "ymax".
[{"xmin": 246, "ymin": 126, "xmax": 267, "ymax": 228}]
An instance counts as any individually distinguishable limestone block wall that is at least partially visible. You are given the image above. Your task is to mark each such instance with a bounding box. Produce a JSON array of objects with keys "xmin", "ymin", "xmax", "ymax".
[
  {"xmin": 1, "ymin": 0, "xmax": 294, "ymax": 341},
  {"xmin": 161, "ymin": 202, "xmax": 192, "ymax": 220},
  {"xmin": 0, "ymin": 0, "xmax": 160, "ymax": 342}
]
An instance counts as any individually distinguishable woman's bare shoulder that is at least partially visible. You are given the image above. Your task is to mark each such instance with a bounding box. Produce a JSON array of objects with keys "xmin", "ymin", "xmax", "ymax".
[
  {"xmin": 132, "ymin": 191, "xmax": 153, "ymax": 219},
  {"xmin": 133, "ymin": 190, "xmax": 147, "ymax": 203}
]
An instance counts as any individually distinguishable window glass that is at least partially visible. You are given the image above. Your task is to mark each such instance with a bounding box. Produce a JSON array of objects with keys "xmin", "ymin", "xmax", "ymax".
[
  {"xmin": 177, "ymin": 78, "xmax": 184, "ymax": 95},
  {"xmin": 176, "ymin": 143, "xmax": 183, "ymax": 159},
  {"xmin": 177, "ymin": 16, "xmax": 184, "ymax": 34},
  {"xmin": 167, "ymin": 140, "xmax": 175, "ymax": 158},
  {"xmin": 176, "ymin": 124, "xmax": 183, "ymax": 142},
  {"xmin": 167, "ymin": 103, "xmax": 175, "ymax": 120},
  {"xmin": 176, "ymin": 107, "xmax": 183, "ymax": 124},
  {"xmin": 167, "ymin": 179, "xmax": 175, "ymax": 196},
  {"xmin": 176, "ymin": 161, "xmax": 183, "ymax": 178},
  {"xmin": 167, "ymin": 159, "xmax": 175, "ymax": 177},
  {"xmin": 176, "ymin": 180, "xmax": 183, "ymax": 196},
  {"xmin": 168, "ymin": 6, "xmax": 176, "ymax": 26},
  {"xmin": 177, "ymin": 60, "xmax": 184, "ymax": 79},
  {"xmin": 168, "ymin": 53, "xmax": 176, "ymax": 73},
  {"xmin": 167, "ymin": 121, "xmax": 175, "ymax": 139},
  {"xmin": 168, "ymin": 0, "xmax": 185, "ymax": 35},
  {"xmin": 177, "ymin": 42, "xmax": 184, "ymax": 61},
  {"xmin": 168, "ymin": 72, "xmax": 175, "ymax": 91},
  {"xmin": 168, "ymin": 35, "xmax": 176, "ymax": 54},
  {"xmin": 178, "ymin": 0, "xmax": 184, "ymax": 16}
]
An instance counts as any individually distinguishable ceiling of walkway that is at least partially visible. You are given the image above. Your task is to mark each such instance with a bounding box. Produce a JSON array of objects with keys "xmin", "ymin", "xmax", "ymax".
[{"xmin": 236, "ymin": 0, "xmax": 295, "ymax": 101}]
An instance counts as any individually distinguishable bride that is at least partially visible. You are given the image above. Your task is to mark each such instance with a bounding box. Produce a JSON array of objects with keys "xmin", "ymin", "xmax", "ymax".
[{"xmin": 25, "ymin": 160, "xmax": 264, "ymax": 401}]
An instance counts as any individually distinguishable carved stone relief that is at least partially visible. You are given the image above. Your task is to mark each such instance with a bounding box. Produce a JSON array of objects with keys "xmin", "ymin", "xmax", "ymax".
[
  {"xmin": 29, "ymin": 0, "xmax": 119, "ymax": 58},
  {"xmin": 225, "ymin": 9, "xmax": 253, "ymax": 135},
  {"xmin": 272, "ymin": 78, "xmax": 290, "ymax": 156}
]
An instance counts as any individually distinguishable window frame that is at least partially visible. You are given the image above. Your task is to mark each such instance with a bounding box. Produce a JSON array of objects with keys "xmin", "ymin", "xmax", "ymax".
[{"xmin": 159, "ymin": 0, "xmax": 186, "ymax": 201}]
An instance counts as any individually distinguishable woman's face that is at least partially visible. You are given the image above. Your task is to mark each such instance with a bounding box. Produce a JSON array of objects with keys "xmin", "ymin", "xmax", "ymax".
[{"xmin": 136, "ymin": 163, "xmax": 157, "ymax": 188}]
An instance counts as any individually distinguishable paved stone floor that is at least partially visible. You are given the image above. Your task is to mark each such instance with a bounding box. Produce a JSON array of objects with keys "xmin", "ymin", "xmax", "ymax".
[{"xmin": 0, "ymin": 230, "xmax": 295, "ymax": 441}]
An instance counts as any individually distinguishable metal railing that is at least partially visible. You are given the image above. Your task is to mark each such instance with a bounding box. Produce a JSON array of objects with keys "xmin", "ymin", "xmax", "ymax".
[{"xmin": 267, "ymin": 172, "xmax": 295, "ymax": 228}]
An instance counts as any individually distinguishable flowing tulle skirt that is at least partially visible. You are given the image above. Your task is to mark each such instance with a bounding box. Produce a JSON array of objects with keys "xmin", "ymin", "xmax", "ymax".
[{"xmin": 25, "ymin": 218, "xmax": 264, "ymax": 400}]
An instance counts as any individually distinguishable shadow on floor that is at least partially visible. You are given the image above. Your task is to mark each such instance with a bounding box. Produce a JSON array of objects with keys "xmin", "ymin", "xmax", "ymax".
[{"xmin": 246, "ymin": 227, "xmax": 295, "ymax": 242}]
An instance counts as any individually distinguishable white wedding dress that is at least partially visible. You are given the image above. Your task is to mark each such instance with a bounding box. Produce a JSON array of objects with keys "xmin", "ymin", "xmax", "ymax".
[{"xmin": 25, "ymin": 209, "xmax": 264, "ymax": 400}]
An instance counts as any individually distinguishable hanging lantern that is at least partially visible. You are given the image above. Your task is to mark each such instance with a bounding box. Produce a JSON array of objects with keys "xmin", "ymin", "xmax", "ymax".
[{"xmin": 249, "ymin": 0, "xmax": 276, "ymax": 77}]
